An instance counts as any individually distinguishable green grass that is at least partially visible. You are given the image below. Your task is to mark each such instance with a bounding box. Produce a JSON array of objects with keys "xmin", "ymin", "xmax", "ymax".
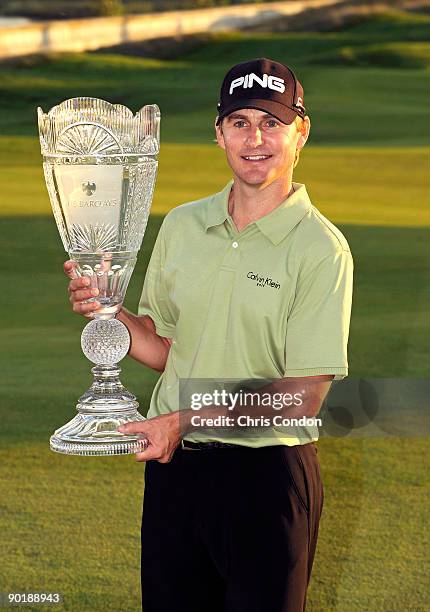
[
  {"xmin": 1, "ymin": 9, "xmax": 430, "ymax": 145},
  {"xmin": 1, "ymin": 55, "xmax": 429, "ymax": 144},
  {"xmin": 317, "ymin": 41, "xmax": 430, "ymax": 69},
  {"xmin": 1, "ymin": 438, "xmax": 428, "ymax": 611},
  {"xmin": 1, "ymin": 10, "xmax": 429, "ymax": 611},
  {"xmin": 341, "ymin": 9, "xmax": 430, "ymax": 39},
  {"xmin": 0, "ymin": 445, "xmax": 144, "ymax": 612},
  {"xmin": 3, "ymin": 137, "xmax": 430, "ymax": 224}
]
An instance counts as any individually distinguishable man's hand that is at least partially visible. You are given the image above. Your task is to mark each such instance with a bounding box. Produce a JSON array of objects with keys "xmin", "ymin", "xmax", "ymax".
[
  {"xmin": 64, "ymin": 260, "xmax": 101, "ymax": 317},
  {"xmin": 118, "ymin": 412, "xmax": 183, "ymax": 463}
]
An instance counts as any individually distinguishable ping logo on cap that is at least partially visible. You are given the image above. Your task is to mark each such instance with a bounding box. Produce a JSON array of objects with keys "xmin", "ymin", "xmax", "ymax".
[{"xmin": 229, "ymin": 73, "xmax": 286, "ymax": 95}]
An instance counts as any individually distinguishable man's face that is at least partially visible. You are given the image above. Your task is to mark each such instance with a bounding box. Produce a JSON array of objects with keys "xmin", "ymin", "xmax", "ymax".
[{"xmin": 215, "ymin": 108, "xmax": 307, "ymax": 188}]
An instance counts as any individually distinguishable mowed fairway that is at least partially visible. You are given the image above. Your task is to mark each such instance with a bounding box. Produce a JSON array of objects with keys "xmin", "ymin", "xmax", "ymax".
[{"xmin": 1, "ymin": 10, "xmax": 430, "ymax": 611}]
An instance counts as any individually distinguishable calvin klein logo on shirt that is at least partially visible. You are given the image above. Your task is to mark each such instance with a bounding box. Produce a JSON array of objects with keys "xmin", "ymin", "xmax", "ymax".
[{"xmin": 247, "ymin": 271, "xmax": 281, "ymax": 290}]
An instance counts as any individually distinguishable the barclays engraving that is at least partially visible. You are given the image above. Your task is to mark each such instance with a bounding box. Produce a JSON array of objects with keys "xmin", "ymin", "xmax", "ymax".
[{"xmin": 69, "ymin": 199, "xmax": 118, "ymax": 208}]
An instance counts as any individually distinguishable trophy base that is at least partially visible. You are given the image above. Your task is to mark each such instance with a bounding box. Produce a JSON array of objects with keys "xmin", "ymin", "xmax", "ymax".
[
  {"xmin": 50, "ymin": 410, "xmax": 149, "ymax": 456},
  {"xmin": 50, "ymin": 359, "xmax": 149, "ymax": 456}
]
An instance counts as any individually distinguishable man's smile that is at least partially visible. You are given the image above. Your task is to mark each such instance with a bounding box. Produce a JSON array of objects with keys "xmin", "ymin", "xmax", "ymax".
[{"xmin": 241, "ymin": 154, "xmax": 273, "ymax": 162}]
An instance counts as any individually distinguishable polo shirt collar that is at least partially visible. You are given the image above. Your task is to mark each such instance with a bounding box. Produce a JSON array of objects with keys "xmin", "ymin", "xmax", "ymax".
[
  {"xmin": 205, "ymin": 180, "xmax": 312, "ymax": 245},
  {"xmin": 204, "ymin": 180, "xmax": 233, "ymax": 230},
  {"xmin": 255, "ymin": 182, "xmax": 312, "ymax": 245}
]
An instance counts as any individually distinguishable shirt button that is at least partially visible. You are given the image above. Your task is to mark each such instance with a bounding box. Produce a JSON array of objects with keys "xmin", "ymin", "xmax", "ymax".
[{"xmin": 232, "ymin": 241, "xmax": 239, "ymax": 248}]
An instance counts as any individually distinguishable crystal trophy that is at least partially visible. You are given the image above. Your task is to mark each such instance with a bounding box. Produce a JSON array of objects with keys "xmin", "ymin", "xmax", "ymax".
[{"xmin": 38, "ymin": 97, "xmax": 160, "ymax": 456}]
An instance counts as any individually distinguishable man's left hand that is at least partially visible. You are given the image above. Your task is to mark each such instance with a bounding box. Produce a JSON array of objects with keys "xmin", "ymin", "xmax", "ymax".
[{"xmin": 117, "ymin": 412, "xmax": 182, "ymax": 463}]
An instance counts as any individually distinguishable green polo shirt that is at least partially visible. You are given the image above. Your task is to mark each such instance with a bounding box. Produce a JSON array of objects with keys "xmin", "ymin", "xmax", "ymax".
[{"xmin": 138, "ymin": 180, "xmax": 353, "ymax": 447}]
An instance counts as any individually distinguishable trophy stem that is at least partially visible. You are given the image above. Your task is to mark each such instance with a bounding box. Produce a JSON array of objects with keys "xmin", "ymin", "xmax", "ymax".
[
  {"xmin": 50, "ymin": 319, "xmax": 149, "ymax": 456},
  {"xmin": 78, "ymin": 363, "xmax": 139, "ymax": 413}
]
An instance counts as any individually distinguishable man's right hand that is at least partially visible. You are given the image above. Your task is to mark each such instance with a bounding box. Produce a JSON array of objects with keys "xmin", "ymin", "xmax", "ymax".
[{"xmin": 64, "ymin": 260, "xmax": 101, "ymax": 317}]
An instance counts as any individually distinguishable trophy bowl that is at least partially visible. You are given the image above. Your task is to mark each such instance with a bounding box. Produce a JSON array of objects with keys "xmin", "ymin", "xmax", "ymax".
[{"xmin": 38, "ymin": 97, "xmax": 160, "ymax": 456}]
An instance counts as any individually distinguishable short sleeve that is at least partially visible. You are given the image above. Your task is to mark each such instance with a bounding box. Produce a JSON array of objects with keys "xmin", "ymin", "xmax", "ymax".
[
  {"xmin": 137, "ymin": 219, "xmax": 176, "ymax": 338},
  {"xmin": 284, "ymin": 247, "xmax": 354, "ymax": 380}
]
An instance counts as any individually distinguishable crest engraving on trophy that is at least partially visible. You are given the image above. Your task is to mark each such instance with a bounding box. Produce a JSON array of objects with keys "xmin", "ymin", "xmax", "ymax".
[{"xmin": 82, "ymin": 181, "xmax": 96, "ymax": 196}]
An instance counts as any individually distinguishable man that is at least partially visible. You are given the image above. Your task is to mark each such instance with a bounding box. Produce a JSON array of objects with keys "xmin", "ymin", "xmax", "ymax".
[{"xmin": 65, "ymin": 58, "xmax": 353, "ymax": 611}]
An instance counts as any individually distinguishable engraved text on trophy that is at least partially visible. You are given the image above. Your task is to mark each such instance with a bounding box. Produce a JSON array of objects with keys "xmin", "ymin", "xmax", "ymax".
[{"xmin": 55, "ymin": 165, "xmax": 122, "ymax": 252}]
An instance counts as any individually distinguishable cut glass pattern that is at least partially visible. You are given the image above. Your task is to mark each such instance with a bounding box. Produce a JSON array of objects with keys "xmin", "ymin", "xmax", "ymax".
[{"xmin": 71, "ymin": 222, "xmax": 118, "ymax": 252}]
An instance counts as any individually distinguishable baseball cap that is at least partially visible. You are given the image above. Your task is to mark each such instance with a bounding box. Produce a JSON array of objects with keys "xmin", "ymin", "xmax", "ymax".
[{"xmin": 216, "ymin": 58, "xmax": 306, "ymax": 126}]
